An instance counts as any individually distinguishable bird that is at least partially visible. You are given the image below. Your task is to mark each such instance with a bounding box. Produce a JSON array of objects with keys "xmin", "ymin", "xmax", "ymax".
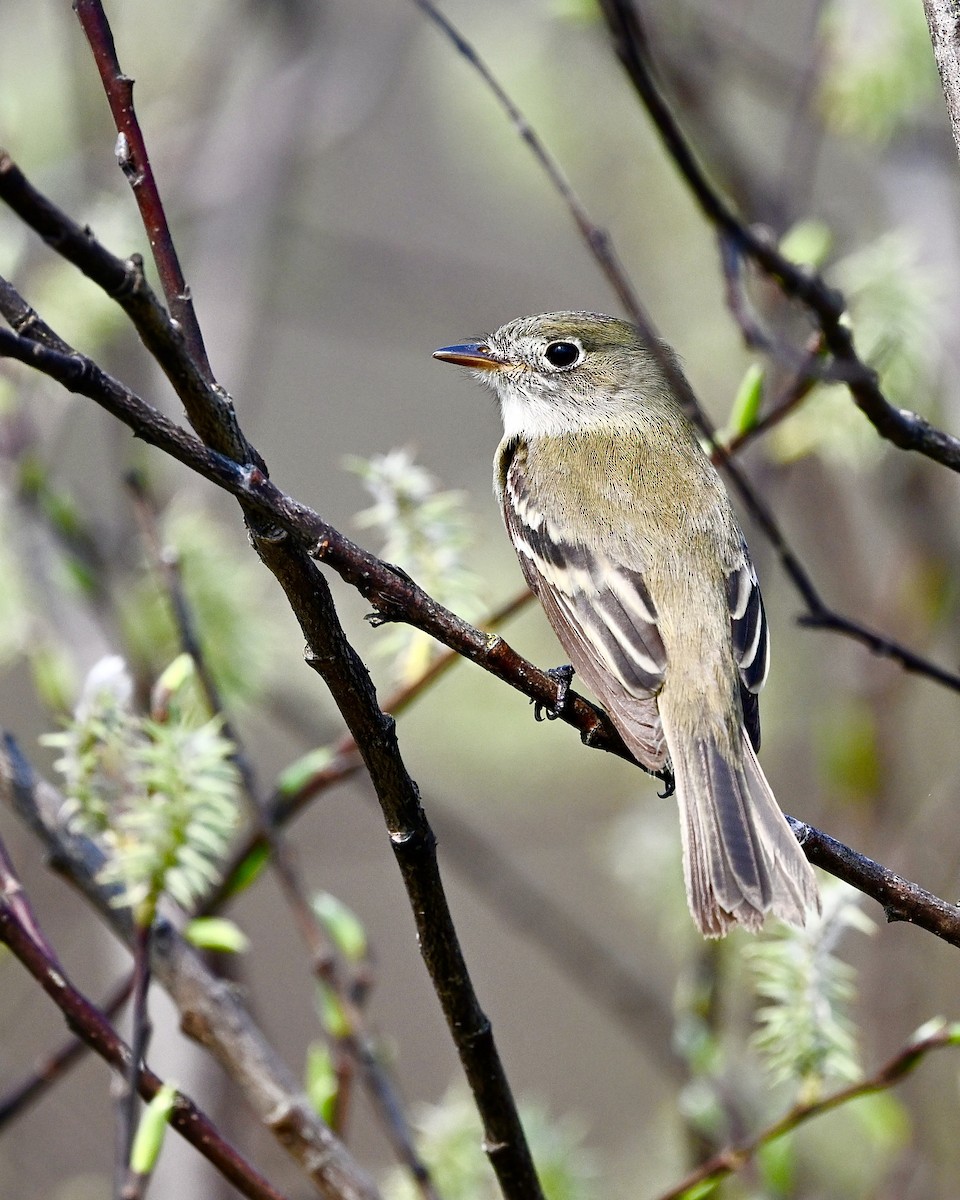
[{"xmin": 433, "ymin": 311, "xmax": 819, "ymax": 936}]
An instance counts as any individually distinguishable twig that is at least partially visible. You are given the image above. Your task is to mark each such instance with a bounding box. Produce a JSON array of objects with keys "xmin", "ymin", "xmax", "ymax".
[
  {"xmin": 0, "ymin": 975, "xmax": 133, "ymax": 1129},
  {"xmin": 72, "ymin": 0, "xmax": 212, "ymax": 378},
  {"xmin": 119, "ymin": 921, "xmax": 153, "ymax": 1200},
  {"xmin": 0, "ymin": 152, "xmax": 258, "ymax": 466},
  {"xmin": 789, "ymin": 817, "xmax": 960, "ymax": 943},
  {"xmin": 595, "ymin": 0, "xmax": 960, "ymax": 474},
  {"xmin": 0, "ymin": 838, "xmax": 291, "ymax": 1200},
  {"xmin": 653, "ymin": 1018, "xmax": 960, "ymax": 1200},
  {"xmin": 0, "ymin": 733, "xmax": 381, "ymax": 1200},
  {"xmin": 410, "ymin": 0, "xmax": 649, "ymax": 328}
]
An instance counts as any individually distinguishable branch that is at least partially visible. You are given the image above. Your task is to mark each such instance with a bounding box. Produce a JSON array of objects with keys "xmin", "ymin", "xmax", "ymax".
[
  {"xmin": 0, "ymin": 733, "xmax": 381, "ymax": 1200},
  {"xmin": 0, "ymin": 843, "xmax": 290, "ymax": 1200},
  {"xmin": 72, "ymin": 0, "xmax": 212, "ymax": 377},
  {"xmin": 0, "ymin": 975, "xmax": 132, "ymax": 1129},
  {"xmin": 127, "ymin": 473, "xmax": 440, "ymax": 1200},
  {"xmin": 788, "ymin": 818, "xmax": 960, "ymax": 945},
  {"xmin": 654, "ymin": 1018, "xmax": 960, "ymax": 1200},
  {"xmin": 595, "ymin": 0, "xmax": 960, "ymax": 474},
  {"xmin": 922, "ymin": 0, "xmax": 960, "ymax": 166}
]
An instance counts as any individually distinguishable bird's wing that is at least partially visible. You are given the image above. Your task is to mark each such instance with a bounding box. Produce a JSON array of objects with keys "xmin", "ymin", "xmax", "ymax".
[
  {"xmin": 502, "ymin": 463, "xmax": 670, "ymax": 773},
  {"xmin": 726, "ymin": 554, "xmax": 769, "ymax": 752}
]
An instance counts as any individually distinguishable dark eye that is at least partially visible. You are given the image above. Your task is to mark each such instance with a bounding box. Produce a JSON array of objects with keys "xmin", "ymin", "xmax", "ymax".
[{"xmin": 543, "ymin": 340, "xmax": 582, "ymax": 369}]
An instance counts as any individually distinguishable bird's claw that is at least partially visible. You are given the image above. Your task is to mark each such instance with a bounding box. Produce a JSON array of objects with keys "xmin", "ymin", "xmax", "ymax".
[{"xmin": 533, "ymin": 665, "xmax": 575, "ymax": 722}]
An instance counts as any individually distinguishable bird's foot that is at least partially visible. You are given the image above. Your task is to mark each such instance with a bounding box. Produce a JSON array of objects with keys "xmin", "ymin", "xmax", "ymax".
[{"xmin": 533, "ymin": 665, "xmax": 575, "ymax": 722}]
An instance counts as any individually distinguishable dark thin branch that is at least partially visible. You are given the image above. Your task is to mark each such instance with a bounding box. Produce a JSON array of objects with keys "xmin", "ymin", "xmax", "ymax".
[
  {"xmin": 789, "ymin": 818, "xmax": 960, "ymax": 944},
  {"xmin": 0, "ymin": 152, "xmax": 258, "ymax": 466},
  {"xmin": 252, "ymin": 532, "xmax": 546, "ymax": 1200},
  {"xmin": 72, "ymin": 0, "xmax": 212, "ymax": 378},
  {"xmin": 596, "ymin": 0, "xmax": 960, "ymax": 474},
  {"xmin": 126, "ymin": 473, "xmax": 440, "ymax": 1200},
  {"xmin": 410, "ymin": 0, "xmax": 649, "ymax": 327},
  {"xmin": 0, "ymin": 847, "xmax": 291, "ymax": 1200}
]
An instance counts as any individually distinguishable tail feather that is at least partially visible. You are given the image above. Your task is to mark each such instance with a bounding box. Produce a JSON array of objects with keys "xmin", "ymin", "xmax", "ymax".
[{"xmin": 670, "ymin": 727, "xmax": 819, "ymax": 937}]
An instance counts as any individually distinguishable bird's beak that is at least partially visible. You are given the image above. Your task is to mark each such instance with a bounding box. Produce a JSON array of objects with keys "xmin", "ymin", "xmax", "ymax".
[{"xmin": 432, "ymin": 342, "xmax": 504, "ymax": 371}]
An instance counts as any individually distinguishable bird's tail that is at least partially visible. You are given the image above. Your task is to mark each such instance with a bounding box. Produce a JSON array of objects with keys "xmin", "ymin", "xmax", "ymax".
[{"xmin": 667, "ymin": 726, "xmax": 820, "ymax": 937}]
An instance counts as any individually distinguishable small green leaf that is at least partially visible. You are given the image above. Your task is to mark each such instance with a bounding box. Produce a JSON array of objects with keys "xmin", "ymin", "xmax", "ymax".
[
  {"xmin": 728, "ymin": 363, "xmax": 765, "ymax": 436},
  {"xmin": 130, "ymin": 1082, "xmax": 178, "ymax": 1175},
  {"xmin": 184, "ymin": 917, "xmax": 250, "ymax": 954},
  {"xmin": 757, "ymin": 1128, "xmax": 796, "ymax": 1192},
  {"xmin": 219, "ymin": 843, "xmax": 270, "ymax": 899},
  {"xmin": 779, "ymin": 219, "xmax": 833, "ymax": 268},
  {"xmin": 850, "ymin": 1091, "xmax": 910, "ymax": 1152},
  {"xmin": 316, "ymin": 982, "xmax": 351, "ymax": 1039},
  {"xmin": 277, "ymin": 747, "xmax": 335, "ymax": 798},
  {"xmin": 674, "ymin": 1180, "xmax": 721, "ymax": 1200},
  {"xmin": 305, "ymin": 1040, "xmax": 339, "ymax": 1124},
  {"xmin": 150, "ymin": 653, "xmax": 196, "ymax": 720},
  {"xmin": 312, "ymin": 892, "xmax": 368, "ymax": 964}
]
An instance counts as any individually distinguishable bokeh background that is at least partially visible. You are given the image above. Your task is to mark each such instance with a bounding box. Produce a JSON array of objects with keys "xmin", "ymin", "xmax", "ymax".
[{"xmin": 3, "ymin": 1, "xmax": 960, "ymax": 1197}]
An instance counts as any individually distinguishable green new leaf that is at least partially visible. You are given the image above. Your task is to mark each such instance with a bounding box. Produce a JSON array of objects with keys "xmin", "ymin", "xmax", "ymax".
[
  {"xmin": 305, "ymin": 1040, "xmax": 339, "ymax": 1124},
  {"xmin": 277, "ymin": 746, "xmax": 335, "ymax": 798},
  {"xmin": 219, "ymin": 843, "xmax": 270, "ymax": 900},
  {"xmin": 130, "ymin": 1082, "xmax": 178, "ymax": 1176},
  {"xmin": 184, "ymin": 917, "xmax": 249, "ymax": 954},
  {"xmin": 727, "ymin": 363, "xmax": 765, "ymax": 437},
  {"xmin": 779, "ymin": 219, "xmax": 833, "ymax": 269},
  {"xmin": 312, "ymin": 891, "xmax": 368, "ymax": 964},
  {"xmin": 316, "ymin": 982, "xmax": 351, "ymax": 1040}
]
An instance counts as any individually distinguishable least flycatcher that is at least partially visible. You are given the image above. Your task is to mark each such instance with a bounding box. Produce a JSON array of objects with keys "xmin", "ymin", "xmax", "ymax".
[{"xmin": 434, "ymin": 311, "xmax": 819, "ymax": 936}]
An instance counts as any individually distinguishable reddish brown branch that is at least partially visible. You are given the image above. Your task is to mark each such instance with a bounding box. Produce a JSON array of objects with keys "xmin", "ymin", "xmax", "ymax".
[
  {"xmin": 0, "ymin": 866, "xmax": 289, "ymax": 1200},
  {"xmin": 72, "ymin": 0, "xmax": 212, "ymax": 378},
  {"xmin": 0, "ymin": 975, "xmax": 133, "ymax": 1129}
]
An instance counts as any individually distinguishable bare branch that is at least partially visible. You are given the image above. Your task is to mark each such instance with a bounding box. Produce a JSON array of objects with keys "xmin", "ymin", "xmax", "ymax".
[
  {"xmin": 595, "ymin": 0, "xmax": 960, "ymax": 473},
  {"xmin": 0, "ymin": 838, "xmax": 291, "ymax": 1200},
  {"xmin": 922, "ymin": 0, "xmax": 960, "ymax": 165},
  {"xmin": 72, "ymin": 0, "xmax": 212, "ymax": 377}
]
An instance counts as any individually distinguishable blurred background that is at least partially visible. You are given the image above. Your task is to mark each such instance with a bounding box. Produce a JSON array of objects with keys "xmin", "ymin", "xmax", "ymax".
[{"xmin": 2, "ymin": 0, "xmax": 960, "ymax": 1197}]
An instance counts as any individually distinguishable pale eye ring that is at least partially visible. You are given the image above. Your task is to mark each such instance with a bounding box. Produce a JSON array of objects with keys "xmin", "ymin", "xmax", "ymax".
[{"xmin": 542, "ymin": 340, "xmax": 583, "ymax": 369}]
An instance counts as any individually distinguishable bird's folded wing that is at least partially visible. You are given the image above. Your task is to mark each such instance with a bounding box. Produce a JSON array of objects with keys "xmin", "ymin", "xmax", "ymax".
[
  {"xmin": 502, "ymin": 482, "xmax": 671, "ymax": 771},
  {"xmin": 726, "ymin": 554, "xmax": 769, "ymax": 751}
]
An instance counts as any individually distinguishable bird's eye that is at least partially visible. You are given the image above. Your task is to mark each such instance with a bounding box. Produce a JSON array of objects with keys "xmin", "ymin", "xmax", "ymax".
[{"xmin": 543, "ymin": 340, "xmax": 582, "ymax": 369}]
